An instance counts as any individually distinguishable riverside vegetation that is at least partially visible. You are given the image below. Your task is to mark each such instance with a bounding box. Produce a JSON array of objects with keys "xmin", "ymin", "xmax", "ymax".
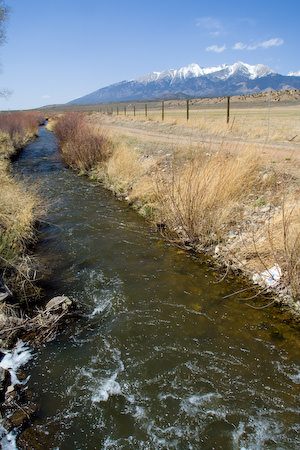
[
  {"xmin": 0, "ymin": 112, "xmax": 75, "ymax": 349},
  {"xmin": 0, "ymin": 112, "xmax": 41, "ymax": 301},
  {"xmin": 0, "ymin": 113, "xmax": 79, "ymax": 447},
  {"xmin": 53, "ymin": 111, "xmax": 300, "ymax": 321}
]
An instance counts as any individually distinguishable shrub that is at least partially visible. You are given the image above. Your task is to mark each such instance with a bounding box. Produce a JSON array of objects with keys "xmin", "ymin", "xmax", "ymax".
[
  {"xmin": 54, "ymin": 112, "xmax": 111, "ymax": 171},
  {"xmin": 0, "ymin": 111, "xmax": 42, "ymax": 148}
]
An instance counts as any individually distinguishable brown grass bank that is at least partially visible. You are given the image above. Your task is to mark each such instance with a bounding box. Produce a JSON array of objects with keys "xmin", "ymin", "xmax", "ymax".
[
  {"xmin": 0, "ymin": 112, "xmax": 44, "ymax": 346},
  {"xmin": 53, "ymin": 112, "xmax": 300, "ymax": 320}
]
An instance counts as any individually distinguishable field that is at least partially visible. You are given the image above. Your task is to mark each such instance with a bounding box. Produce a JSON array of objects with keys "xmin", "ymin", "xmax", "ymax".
[{"xmin": 43, "ymin": 89, "xmax": 300, "ymax": 144}]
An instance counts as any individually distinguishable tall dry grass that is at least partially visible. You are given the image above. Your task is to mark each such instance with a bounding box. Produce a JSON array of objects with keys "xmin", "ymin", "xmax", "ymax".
[
  {"xmin": 54, "ymin": 112, "xmax": 112, "ymax": 171},
  {"xmin": 0, "ymin": 114, "xmax": 42, "ymax": 299},
  {"xmin": 105, "ymin": 144, "xmax": 157, "ymax": 202},
  {"xmin": 155, "ymin": 151, "xmax": 260, "ymax": 247}
]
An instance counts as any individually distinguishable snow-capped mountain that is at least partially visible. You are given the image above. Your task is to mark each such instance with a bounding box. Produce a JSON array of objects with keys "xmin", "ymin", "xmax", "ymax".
[
  {"xmin": 69, "ymin": 62, "xmax": 300, "ymax": 104},
  {"xmin": 288, "ymin": 70, "xmax": 300, "ymax": 76},
  {"xmin": 136, "ymin": 62, "xmax": 275, "ymax": 83}
]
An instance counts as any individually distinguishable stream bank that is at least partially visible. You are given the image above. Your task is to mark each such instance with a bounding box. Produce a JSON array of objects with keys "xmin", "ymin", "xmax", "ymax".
[{"xmin": 0, "ymin": 126, "xmax": 77, "ymax": 448}]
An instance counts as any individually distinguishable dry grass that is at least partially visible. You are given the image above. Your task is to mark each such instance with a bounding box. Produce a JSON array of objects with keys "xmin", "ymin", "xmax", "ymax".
[
  {"xmin": 105, "ymin": 144, "xmax": 157, "ymax": 202},
  {"xmin": 0, "ymin": 121, "xmax": 41, "ymax": 300},
  {"xmin": 118, "ymin": 105, "xmax": 300, "ymax": 143},
  {"xmin": 155, "ymin": 150, "xmax": 260, "ymax": 247}
]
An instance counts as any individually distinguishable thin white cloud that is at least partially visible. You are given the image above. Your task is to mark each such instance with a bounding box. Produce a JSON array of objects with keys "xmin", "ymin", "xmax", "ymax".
[
  {"xmin": 196, "ymin": 16, "xmax": 224, "ymax": 36},
  {"xmin": 0, "ymin": 89, "xmax": 12, "ymax": 99},
  {"xmin": 41, "ymin": 94, "xmax": 51, "ymax": 99},
  {"xmin": 210, "ymin": 31, "xmax": 222, "ymax": 37},
  {"xmin": 196, "ymin": 17, "xmax": 221, "ymax": 30},
  {"xmin": 232, "ymin": 42, "xmax": 247, "ymax": 50},
  {"xmin": 259, "ymin": 38, "xmax": 284, "ymax": 48},
  {"xmin": 206, "ymin": 44, "xmax": 226, "ymax": 53},
  {"xmin": 232, "ymin": 38, "xmax": 284, "ymax": 50}
]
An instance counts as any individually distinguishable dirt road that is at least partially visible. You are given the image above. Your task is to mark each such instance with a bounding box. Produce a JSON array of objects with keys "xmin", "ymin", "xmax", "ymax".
[{"xmin": 95, "ymin": 115, "xmax": 300, "ymax": 172}]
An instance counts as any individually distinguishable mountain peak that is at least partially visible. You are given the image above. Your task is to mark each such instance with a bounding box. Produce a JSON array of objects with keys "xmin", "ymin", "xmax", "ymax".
[
  {"xmin": 134, "ymin": 62, "xmax": 274, "ymax": 84},
  {"xmin": 69, "ymin": 62, "xmax": 300, "ymax": 104},
  {"xmin": 288, "ymin": 70, "xmax": 300, "ymax": 76}
]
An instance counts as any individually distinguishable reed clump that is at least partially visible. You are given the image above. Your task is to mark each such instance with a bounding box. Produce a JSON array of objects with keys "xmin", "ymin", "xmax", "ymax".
[{"xmin": 54, "ymin": 112, "xmax": 112, "ymax": 171}]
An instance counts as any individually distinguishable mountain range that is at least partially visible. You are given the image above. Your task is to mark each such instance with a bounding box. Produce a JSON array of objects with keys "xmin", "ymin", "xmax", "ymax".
[{"xmin": 69, "ymin": 62, "xmax": 300, "ymax": 104}]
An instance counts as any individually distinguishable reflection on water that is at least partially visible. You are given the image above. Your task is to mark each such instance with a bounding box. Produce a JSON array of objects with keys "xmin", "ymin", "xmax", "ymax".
[{"xmin": 13, "ymin": 127, "xmax": 300, "ymax": 449}]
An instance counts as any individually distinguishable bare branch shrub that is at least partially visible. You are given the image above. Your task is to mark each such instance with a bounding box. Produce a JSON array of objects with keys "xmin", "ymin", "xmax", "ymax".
[
  {"xmin": 0, "ymin": 111, "xmax": 41, "ymax": 148},
  {"xmin": 54, "ymin": 112, "xmax": 112, "ymax": 171}
]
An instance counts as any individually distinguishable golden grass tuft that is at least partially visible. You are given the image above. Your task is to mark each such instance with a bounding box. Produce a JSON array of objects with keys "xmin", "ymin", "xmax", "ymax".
[
  {"xmin": 0, "ymin": 125, "xmax": 41, "ymax": 299},
  {"xmin": 105, "ymin": 144, "xmax": 157, "ymax": 200},
  {"xmin": 155, "ymin": 150, "xmax": 260, "ymax": 247}
]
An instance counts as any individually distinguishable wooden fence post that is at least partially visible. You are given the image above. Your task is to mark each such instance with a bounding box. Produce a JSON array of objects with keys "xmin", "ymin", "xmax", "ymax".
[
  {"xmin": 124, "ymin": 106, "xmax": 126, "ymax": 116},
  {"xmin": 162, "ymin": 101, "xmax": 164, "ymax": 121},
  {"xmin": 145, "ymin": 104, "xmax": 147, "ymax": 118},
  {"xmin": 117, "ymin": 106, "xmax": 119, "ymax": 115},
  {"xmin": 133, "ymin": 105, "xmax": 136, "ymax": 117},
  {"xmin": 187, "ymin": 99, "xmax": 190, "ymax": 121},
  {"xmin": 226, "ymin": 96, "xmax": 230, "ymax": 124}
]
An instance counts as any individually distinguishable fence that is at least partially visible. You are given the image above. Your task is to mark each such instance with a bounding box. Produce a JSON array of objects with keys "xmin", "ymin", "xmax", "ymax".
[
  {"xmin": 99, "ymin": 98, "xmax": 232, "ymax": 122},
  {"xmin": 43, "ymin": 93, "xmax": 300, "ymax": 143},
  {"xmin": 93, "ymin": 94, "xmax": 300, "ymax": 142}
]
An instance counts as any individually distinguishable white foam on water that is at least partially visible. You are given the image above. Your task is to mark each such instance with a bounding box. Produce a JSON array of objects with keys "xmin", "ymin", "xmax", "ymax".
[
  {"xmin": 0, "ymin": 341, "xmax": 32, "ymax": 386},
  {"xmin": 157, "ymin": 392, "xmax": 179, "ymax": 401},
  {"xmin": 180, "ymin": 392, "xmax": 222, "ymax": 414},
  {"xmin": 145, "ymin": 421, "xmax": 184, "ymax": 449},
  {"xmin": 232, "ymin": 417, "xmax": 282, "ymax": 450},
  {"xmin": 83, "ymin": 269, "xmax": 125, "ymax": 318},
  {"xmin": 132, "ymin": 405, "xmax": 147, "ymax": 420},
  {"xmin": 89, "ymin": 296, "xmax": 112, "ymax": 317},
  {"xmin": 274, "ymin": 360, "xmax": 300, "ymax": 384},
  {"xmin": 0, "ymin": 425, "xmax": 18, "ymax": 450},
  {"xmin": 92, "ymin": 371, "xmax": 122, "ymax": 403},
  {"xmin": 0, "ymin": 341, "xmax": 33, "ymax": 450}
]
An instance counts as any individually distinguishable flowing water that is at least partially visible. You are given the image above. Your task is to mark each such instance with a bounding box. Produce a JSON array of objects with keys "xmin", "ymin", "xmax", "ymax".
[{"xmin": 12, "ymin": 127, "xmax": 300, "ymax": 449}]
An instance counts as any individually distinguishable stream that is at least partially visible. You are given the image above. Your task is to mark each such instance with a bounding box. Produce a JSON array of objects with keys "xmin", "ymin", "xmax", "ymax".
[{"xmin": 11, "ymin": 126, "xmax": 300, "ymax": 449}]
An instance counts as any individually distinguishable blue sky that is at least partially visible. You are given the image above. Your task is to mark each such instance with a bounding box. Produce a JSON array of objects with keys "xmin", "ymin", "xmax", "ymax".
[{"xmin": 0, "ymin": 0, "xmax": 299, "ymax": 110}]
